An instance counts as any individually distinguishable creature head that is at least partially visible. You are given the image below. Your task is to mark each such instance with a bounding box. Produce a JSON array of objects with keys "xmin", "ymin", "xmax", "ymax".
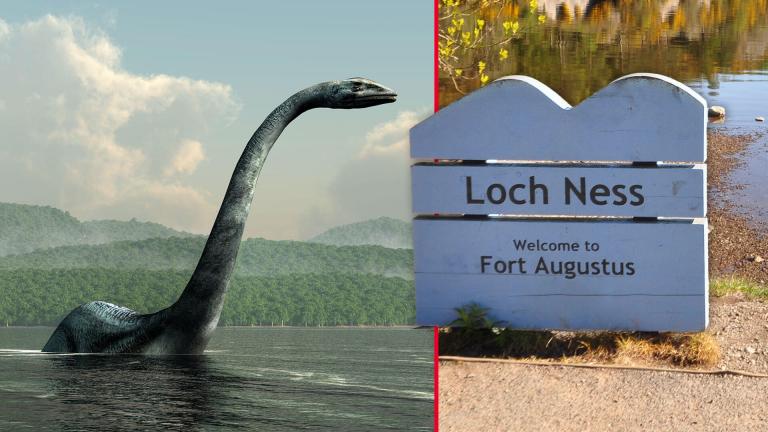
[{"xmin": 323, "ymin": 78, "xmax": 397, "ymax": 109}]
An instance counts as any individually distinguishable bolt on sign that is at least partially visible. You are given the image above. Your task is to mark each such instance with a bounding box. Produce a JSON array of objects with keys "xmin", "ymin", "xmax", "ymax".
[{"xmin": 410, "ymin": 74, "xmax": 708, "ymax": 332}]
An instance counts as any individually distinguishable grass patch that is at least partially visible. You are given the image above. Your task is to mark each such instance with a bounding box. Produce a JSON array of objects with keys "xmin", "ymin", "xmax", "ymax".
[
  {"xmin": 711, "ymin": 277, "xmax": 768, "ymax": 300},
  {"xmin": 440, "ymin": 303, "xmax": 720, "ymax": 368}
]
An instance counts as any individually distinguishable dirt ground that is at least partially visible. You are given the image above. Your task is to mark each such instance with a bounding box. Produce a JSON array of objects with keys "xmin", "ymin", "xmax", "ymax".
[
  {"xmin": 711, "ymin": 295, "xmax": 768, "ymax": 374},
  {"xmin": 439, "ymin": 131, "xmax": 768, "ymax": 431},
  {"xmin": 440, "ymin": 361, "xmax": 768, "ymax": 432}
]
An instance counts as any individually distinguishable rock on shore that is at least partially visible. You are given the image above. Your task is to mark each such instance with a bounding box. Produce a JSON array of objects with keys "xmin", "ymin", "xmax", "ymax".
[{"xmin": 708, "ymin": 105, "xmax": 726, "ymax": 118}]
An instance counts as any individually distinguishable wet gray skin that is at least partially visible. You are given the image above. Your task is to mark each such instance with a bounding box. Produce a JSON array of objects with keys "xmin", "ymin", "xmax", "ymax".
[{"xmin": 41, "ymin": 78, "xmax": 397, "ymax": 354}]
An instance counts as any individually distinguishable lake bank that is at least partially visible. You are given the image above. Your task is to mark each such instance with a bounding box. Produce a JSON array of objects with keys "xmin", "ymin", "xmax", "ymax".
[{"xmin": 708, "ymin": 131, "xmax": 768, "ymax": 282}]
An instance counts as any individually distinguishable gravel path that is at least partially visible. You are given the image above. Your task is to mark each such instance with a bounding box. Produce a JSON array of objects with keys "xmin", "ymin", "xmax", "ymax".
[
  {"xmin": 440, "ymin": 361, "xmax": 768, "ymax": 432},
  {"xmin": 711, "ymin": 296, "xmax": 768, "ymax": 374},
  {"xmin": 440, "ymin": 297, "xmax": 768, "ymax": 431}
]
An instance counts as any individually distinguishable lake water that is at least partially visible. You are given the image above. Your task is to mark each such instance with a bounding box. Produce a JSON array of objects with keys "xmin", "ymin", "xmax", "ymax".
[
  {"xmin": 690, "ymin": 73, "xmax": 768, "ymax": 227},
  {"xmin": 438, "ymin": 0, "xmax": 768, "ymax": 221},
  {"xmin": 0, "ymin": 327, "xmax": 433, "ymax": 431}
]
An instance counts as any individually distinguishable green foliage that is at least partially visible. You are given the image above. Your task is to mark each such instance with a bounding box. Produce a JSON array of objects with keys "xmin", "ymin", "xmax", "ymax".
[
  {"xmin": 448, "ymin": 302, "xmax": 499, "ymax": 329},
  {"xmin": 0, "ymin": 203, "xmax": 193, "ymax": 256},
  {"xmin": 0, "ymin": 269, "xmax": 415, "ymax": 327},
  {"xmin": 440, "ymin": 303, "xmax": 502, "ymax": 355},
  {"xmin": 0, "ymin": 237, "xmax": 414, "ymax": 279},
  {"xmin": 711, "ymin": 278, "xmax": 768, "ymax": 300},
  {"xmin": 439, "ymin": 303, "xmax": 572, "ymax": 357},
  {"xmin": 309, "ymin": 217, "xmax": 412, "ymax": 249}
]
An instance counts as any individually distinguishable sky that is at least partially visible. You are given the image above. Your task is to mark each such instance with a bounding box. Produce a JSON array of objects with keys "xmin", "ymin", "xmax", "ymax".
[{"xmin": 0, "ymin": 1, "xmax": 432, "ymax": 240}]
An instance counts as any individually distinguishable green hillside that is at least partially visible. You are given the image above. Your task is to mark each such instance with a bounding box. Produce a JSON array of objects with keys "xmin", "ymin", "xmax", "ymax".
[
  {"xmin": 0, "ymin": 203, "xmax": 417, "ymax": 327},
  {"xmin": 0, "ymin": 202, "xmax": 193, "ymax": 256},
  {"xmin": 0, "ymin": 236, "xmax": 413, "ymax": 279},
  {"xmin": 0, "ymin": 269, "xmax": 414, "ymax": 327},
  {"xmin": 309, "ymin": 216, "xmax": 412, "ymax": 249}
]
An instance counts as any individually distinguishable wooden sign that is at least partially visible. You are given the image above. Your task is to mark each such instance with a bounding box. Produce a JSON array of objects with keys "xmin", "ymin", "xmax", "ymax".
[
  {"xmin": 412, "ymin": 164, "xmax": 706, "ymax": 217},
  {"xmin": 411, "ymin": 74, "xmax": 707, "ymax": 162},
  {"xmin": 414, "ymin": 218, "xmax": 708, "ymax": 332},
  {"xmin": 410, "ymin": 73, "xmax": 709, "ymax": 332}
]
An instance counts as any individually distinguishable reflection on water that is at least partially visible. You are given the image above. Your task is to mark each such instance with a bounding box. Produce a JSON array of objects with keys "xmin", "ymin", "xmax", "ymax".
[
  {"xmin": 45, "ymin": 356, "xmax": 220, "ymax": 430},
  {"xmin": 438, "ymin": 0, "xmax": 768, "ymax": 106},
  {"xmin": 0, "ymin": 328, "xmax": 432, "ymax": 431},
  {"xmin": 1, "ymin": 353, "xmax": 224, "ymax": 431}
]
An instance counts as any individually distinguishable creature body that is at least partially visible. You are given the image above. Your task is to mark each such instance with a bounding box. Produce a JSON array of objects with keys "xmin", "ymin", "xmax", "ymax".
[{"xmin": 42, "ymin": 78, "xmax": 397, "ymax": 354}]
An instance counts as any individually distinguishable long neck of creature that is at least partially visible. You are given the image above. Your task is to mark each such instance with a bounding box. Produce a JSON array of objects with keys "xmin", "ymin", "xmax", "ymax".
[{"xmin": 170, "ymin": 83, "xmax": 327, "ymax": 326}]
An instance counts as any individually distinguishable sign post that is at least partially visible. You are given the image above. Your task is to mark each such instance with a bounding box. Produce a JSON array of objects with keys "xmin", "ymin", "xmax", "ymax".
[{"xmin": 410, "ymin": 73, "xmax": 708, "ymax": 332}]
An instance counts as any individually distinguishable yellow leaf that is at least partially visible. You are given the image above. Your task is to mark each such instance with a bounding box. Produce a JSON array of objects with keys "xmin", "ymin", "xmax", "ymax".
[
  {"xmin": 538, "ymin": 14, "xmax": 546, "ymax": 24},
  {"xmin": 462, "ymin": 31, "xmax": 471, "ymax": 45},
  {"xmin": 455, "ymin": 69, "xmax": 463, "ymax": 76},
  {"xmin": 480, "ymin": 74, "xmax": 489, "ymax": 85},
  {"xmin": 512, "ymin": 21, "xmax": 520, "ymax": 34},
  {"xmin": 476, "ymin": 19, "xmax": 485, "ymax": 30},
  {"xmin": 499, "ymin": 48, "xmax": 509, "ymax": 60}
]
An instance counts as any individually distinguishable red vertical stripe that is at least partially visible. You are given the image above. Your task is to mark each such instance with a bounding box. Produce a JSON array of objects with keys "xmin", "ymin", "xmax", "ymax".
[
  {"xmin": 433, "ymin": 3, "xmax": 440, "ymax": 431},
  {"xmin": 433, "ymin": 326, "xmax": 439, "ymax": 432},
  {"xmin": 434, "ymin": 0, "xmax": 440, "ymax": 113}
]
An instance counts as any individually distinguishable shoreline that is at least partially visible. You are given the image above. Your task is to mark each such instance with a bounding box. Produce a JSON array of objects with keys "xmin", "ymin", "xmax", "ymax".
[{"xmin": 707, "ymin": 130, "xmax": 768, "ymax": 282}]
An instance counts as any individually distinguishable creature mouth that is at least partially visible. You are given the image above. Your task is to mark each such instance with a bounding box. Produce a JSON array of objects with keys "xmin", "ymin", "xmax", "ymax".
[{"xmin": 358, "ymin": 92, "xmax": 398, "ymax": 103}]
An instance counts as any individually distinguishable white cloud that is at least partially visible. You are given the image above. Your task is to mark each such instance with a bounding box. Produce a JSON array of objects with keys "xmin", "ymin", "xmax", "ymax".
[
  {"xmin": 361, "ymin": 109, "xmax": 428, "ymax": 161},
  {"xmin": 165, "ymin": 139, "xmax": 205, "ymax": 176},
  {"xmin": 0, "ymin": 19, "xmax": 9, "ymax": 41},
  {"xmin": 359, "ymin": 110, "xmax": 426, "ymax": 158},
  {"xmin": 298, "ymin": 109, "xmax": 429, "ymax": 238},
  {"xmin": 0, "ymin": 15, "xmax": 239, "ymax": 232}
]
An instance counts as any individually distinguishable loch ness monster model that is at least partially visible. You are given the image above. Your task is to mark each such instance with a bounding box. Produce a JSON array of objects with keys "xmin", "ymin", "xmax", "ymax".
[{"xmin": 42, "ymin": 78, "xmax": 397, "ymax": 354}]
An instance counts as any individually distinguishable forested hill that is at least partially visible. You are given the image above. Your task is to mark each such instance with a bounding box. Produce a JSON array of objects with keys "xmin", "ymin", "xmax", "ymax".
[
  {"xmin": 0, "ymin": 269, "xmax": 414, "ymax": 327},
  {"xmin": 309, "ymin": 217, "xmax": 412, "ymax": 249},
  {"xmin": 0, "ymin": 202, "xmax": 193, "ymax": 256},
  {"xmin": 0, "ymin": 203, "xmax": 416, "ymax": 326},
  {"xmin": 0, "ymin": 236, "xmax": 414, "ymax": 279}
]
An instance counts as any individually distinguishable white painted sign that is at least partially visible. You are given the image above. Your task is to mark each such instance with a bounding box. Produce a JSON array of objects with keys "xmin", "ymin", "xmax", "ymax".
[
  {"xmin": 410, "ymin": 73, "xmax": 709, "ymax": 332},
  {"xmin": 414, "ymin": 218, "xmax": 708, "ymax": 331},
  {"xmin": 412, "ymin": 164, "xmax": 706, "ymax": 217},
  {"xmin": 411, "ymin": 74, "xmax": 707, "ymax": 162}
]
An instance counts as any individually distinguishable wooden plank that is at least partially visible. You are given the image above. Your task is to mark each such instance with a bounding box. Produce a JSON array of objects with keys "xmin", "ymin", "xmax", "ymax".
[
  {"xmin": 412, "ymin": 164, "xmax": 706, "ymax": 218},
  {"xmin": 414, "ymin": 218, "xmax": 708, "ymax": 331},
  {"xmin": 410, "ymin": 74, "xmax": 707, "ymax": 162}
]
